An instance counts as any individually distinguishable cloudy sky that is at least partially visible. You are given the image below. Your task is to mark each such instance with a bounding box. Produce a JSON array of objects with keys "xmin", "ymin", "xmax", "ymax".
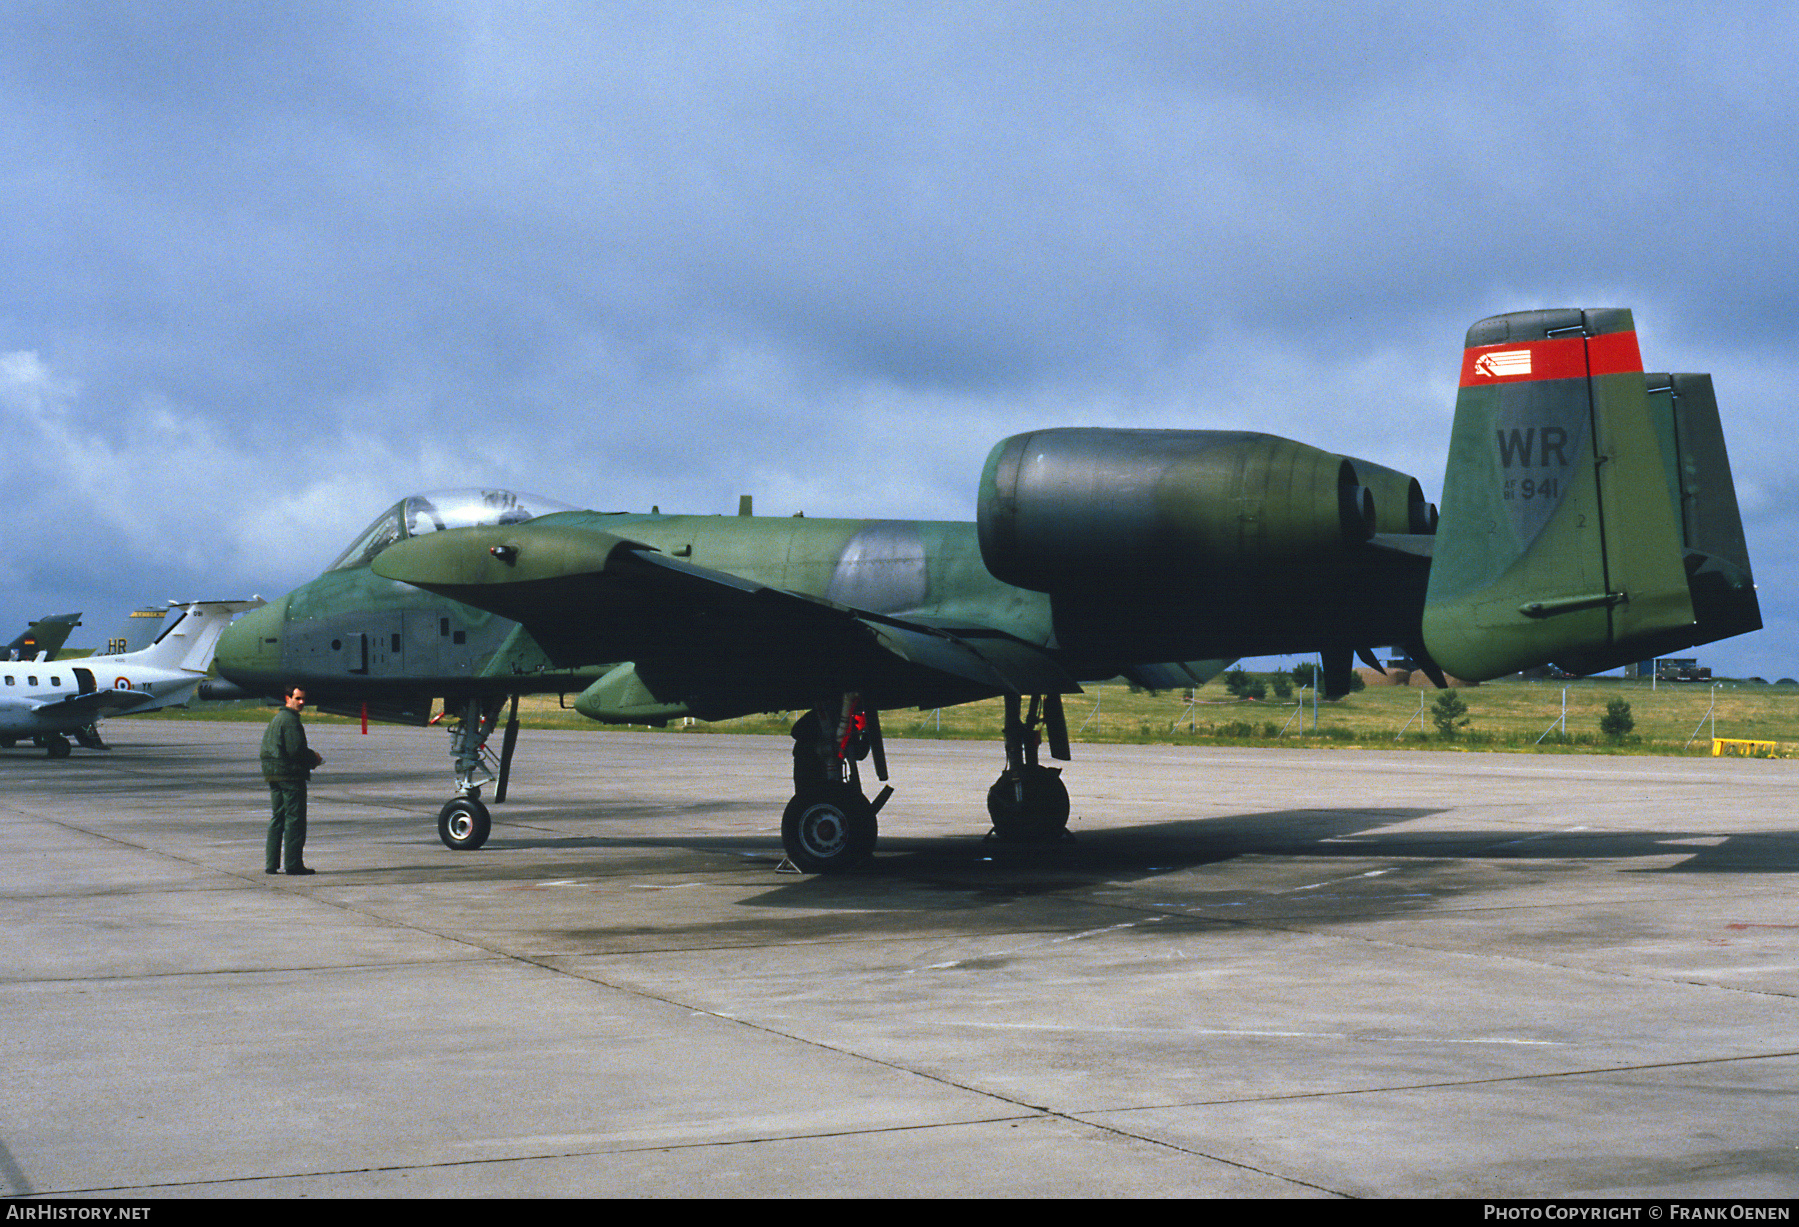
[{"xmin": 3, "ymin": 1, "xmax": 1792, "ymax": 676}]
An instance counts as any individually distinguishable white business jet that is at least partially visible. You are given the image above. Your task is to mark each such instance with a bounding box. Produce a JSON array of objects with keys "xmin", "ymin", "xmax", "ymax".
[{"xmin": 0, "ymin": 598, "xmax": 264, "ymax": 757}]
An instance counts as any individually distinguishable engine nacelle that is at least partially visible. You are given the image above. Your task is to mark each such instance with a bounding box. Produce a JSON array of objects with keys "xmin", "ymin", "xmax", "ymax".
[{"xmin": 977, "ymin": 428, "xmax": 1422, "ymax": 593}]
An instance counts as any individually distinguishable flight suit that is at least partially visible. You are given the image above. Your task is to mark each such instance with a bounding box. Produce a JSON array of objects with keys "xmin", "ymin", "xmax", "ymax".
[{"xmin": 261, "ymin": 706, "xmax": 318, "ymax": 872}]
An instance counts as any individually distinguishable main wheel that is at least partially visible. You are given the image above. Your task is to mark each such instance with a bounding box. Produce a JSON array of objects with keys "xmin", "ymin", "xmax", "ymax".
[
  {"xmin": 986, "ymin": 765, "xmax": 1070, "ymax": 842},
  {"xmin": 437, "ymin": 796, "xmax": 491, "ymax": 850},
  {"xmin": 781, "ymin": 786, "xmax": 877, "ymax": 874},
  {"xmin": 45, "ymin": 736, "xmax": 71, "ymax": 760}
]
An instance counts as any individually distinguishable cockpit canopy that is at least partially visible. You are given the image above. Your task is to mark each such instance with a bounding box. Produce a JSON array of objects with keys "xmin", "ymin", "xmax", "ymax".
[{"xmin": 327, "ymin": 488, "xmax": 578, "ymax": 572}]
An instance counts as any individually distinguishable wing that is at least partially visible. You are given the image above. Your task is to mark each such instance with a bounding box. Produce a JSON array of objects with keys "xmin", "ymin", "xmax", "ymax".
[
  {"xmin": 372, "ymin": 522, "xmax": 1078, "ymax": 714},
  {"xmin": 1117, "ymin": 659, "xmax": 1235, "ymax": 692},
  {"xmin": 1, "ymin": 689, "xmax": 157, "ymax": 722}
]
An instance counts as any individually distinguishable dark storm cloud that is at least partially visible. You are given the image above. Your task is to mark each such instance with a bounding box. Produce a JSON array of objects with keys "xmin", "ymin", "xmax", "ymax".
[{"xmin": 1, "ymin": 1, "xmax": 1793, "ymax": 672}]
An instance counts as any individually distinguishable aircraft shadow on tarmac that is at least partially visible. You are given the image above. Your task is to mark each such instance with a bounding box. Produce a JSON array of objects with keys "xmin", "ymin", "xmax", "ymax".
[
  {"xmin": 464, "ymin": 803, "xmax": 1431, "ymax": 868},
  {"xmin": 460, "ymin": 802, "xmax": 1799, "ymax": 902}
]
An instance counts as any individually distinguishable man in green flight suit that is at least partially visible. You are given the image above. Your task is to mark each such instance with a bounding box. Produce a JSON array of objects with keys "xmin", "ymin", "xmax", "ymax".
[{"xmin": 262, "ymin": 686, "xmax": 324, "ymax": 875}]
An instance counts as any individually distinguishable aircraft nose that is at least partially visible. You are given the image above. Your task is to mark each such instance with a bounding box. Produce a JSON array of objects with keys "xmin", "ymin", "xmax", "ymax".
[{"xmin": 215, "ymin": 597, "xmax": 287, "ymax": 682}]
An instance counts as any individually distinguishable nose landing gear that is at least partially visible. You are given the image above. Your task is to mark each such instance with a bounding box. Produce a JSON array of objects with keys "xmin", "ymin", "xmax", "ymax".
[
  {"xmin": 433, "ymin": 694, "xmax": 519, "ymax": 850},
  {"xmin": 438, "ymin": 795, "xmax": 491, "ymax": 850}
]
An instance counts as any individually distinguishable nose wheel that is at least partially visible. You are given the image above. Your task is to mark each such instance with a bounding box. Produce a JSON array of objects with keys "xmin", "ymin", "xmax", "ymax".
[
  {"xmin": 430, "ymin": 694, "xmax": 518, "ymax": 851},
  {"xmin": 438, "ymin": 794, "xmax": 491, "ymax": 850}
]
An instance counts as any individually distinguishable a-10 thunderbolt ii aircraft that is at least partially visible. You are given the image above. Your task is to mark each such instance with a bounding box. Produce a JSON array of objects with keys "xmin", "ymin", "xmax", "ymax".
[
  {"xmin": 214, "ymin": 309, "xmax": 1759, "ymax": 872},
  {"xmin": 0, "ymin": 599, "xmax": 263, "ymax": 756}
]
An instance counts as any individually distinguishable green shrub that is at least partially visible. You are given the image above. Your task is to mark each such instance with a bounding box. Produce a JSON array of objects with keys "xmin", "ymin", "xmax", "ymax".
[
  {"xmin": 1431, "ymin": 690, "xmax": 1470, "ymax": 739},
  {"xmin": 1600, "ymin": 698, "xmax": 1635, "ymax": 742}
]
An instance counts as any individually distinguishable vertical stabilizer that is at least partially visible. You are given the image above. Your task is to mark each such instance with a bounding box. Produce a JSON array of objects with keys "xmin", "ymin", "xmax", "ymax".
[
  {"xmin": 1424, "ymin": 308, "xmax": 1704, "ymax": 679},
  {"xmin": 114, "ymin": 600, "xmax": 267, "ymax": 675},
  {"xmin": 1631, "ymin": 372, "xmax": 1762, "ymax": 662},
  {"xmin": 95, "ymin": 606, "xmax": 169, "ymax": 656},
  {"xmin": 7, "ymin": 612, "xmax": 81, "ymax": 662}
]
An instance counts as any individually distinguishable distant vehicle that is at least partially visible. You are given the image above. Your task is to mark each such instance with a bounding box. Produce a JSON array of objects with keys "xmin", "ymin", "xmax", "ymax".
[
  {"xmin": 5, "ymin": 613, "xmax": 81, "ymax": 662},
  {"xmin": 1655, "ymin": 658, "xmax": 1713, "ymax": 682},
  {"xmin": 0, "ymin": 600, "xmax": 262, "ymax": 757}
]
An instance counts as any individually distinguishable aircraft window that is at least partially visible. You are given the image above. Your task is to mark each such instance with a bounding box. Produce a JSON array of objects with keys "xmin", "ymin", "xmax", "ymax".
[
  {"xmin": 49, "ymin": 676, "xmax": 60, "ymax": 686},
  {"xmin": 401, "ymin": 489, "xmax": 576, "ymax": 536},
  {"xmin": 28, "ymin": 676, "xmax": 37, "ymax": 686},
  {"xmin": 327, "ymin": 506, "xmax": 406, "ymax": 571},
  {"xmin": 328, "ymin": 489, "xmax": 577, "ymax": 571},
  {"xmin": 4, "ymin": 676, "xmax": 12, "ymax": 686}
]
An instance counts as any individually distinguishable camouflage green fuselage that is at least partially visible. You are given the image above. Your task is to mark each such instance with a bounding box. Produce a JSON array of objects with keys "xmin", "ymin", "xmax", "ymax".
[{"xmin": 217, "ymin": 512, "xmax": 1061, "ymax": 722}]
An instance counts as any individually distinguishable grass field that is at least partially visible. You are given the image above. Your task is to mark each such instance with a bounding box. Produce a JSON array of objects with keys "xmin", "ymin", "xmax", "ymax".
[{"xmin": 155, "ymin": 673, "xmax": 1799, "ymax": 758}]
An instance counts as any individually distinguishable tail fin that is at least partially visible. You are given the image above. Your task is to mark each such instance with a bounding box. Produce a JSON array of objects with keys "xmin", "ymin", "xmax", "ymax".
[
  {"xmin": 95, "ymin": 606, "xmax": 172, "ymax": 656},
  {"xmin": 112, "ymin": 599, "xmax": 266, "ymax": 674},
  {"xmin": 1422, "ymin": 309, "xmax": 1758, "ymax": 680},
  {"xmin": 7, "ymin": 612, "xmax": 80, "ymax": 662}
]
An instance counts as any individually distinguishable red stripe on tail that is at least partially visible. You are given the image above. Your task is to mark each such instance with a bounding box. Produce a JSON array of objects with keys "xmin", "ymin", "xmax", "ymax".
[{"xmin": 1460, "ymin": 331, "xmax": 1643, "ymax": 387}]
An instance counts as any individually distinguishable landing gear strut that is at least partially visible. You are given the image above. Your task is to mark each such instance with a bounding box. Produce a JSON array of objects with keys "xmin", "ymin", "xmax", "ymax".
[
  {"xmin": 435, "ymin": 694, "xmax": 520, "ymax": 850},
  {"xmin": 987, "ymin": 693, "xmax": 1071, "ymax": 842},
  {"xmin": 782, "ymin": 693, "xmax": 890, "ymax": 873}
]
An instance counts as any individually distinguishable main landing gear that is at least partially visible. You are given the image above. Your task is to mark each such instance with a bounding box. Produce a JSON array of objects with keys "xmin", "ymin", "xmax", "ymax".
[
  {"xmin": 783, "ymin": 694, "xmax": 892, "ymax": 874},
  {"xmin": 779, "ymin": 690, "xmax": 1077, "ymax": 874},
  {"xmin": 434, "ymin": 694, "xmax": 521, "ymax": 850},
  {"xmin": 15, "ymin": 733, "xmax": 76, "ymax": 758},
  {"xmin": 986, "ymin": 692, "xmax": 1072, "ymax": 843}
]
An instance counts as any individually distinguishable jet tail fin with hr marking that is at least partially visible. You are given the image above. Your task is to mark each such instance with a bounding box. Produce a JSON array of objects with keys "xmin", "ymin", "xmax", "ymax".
[
  {"xmin": 1422, "ymin": 309, "xmax": 1758, "ymax": 680},
  {"xmin": 110, "ymin": 599, "xmax": 267, "ymax": 675}
]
